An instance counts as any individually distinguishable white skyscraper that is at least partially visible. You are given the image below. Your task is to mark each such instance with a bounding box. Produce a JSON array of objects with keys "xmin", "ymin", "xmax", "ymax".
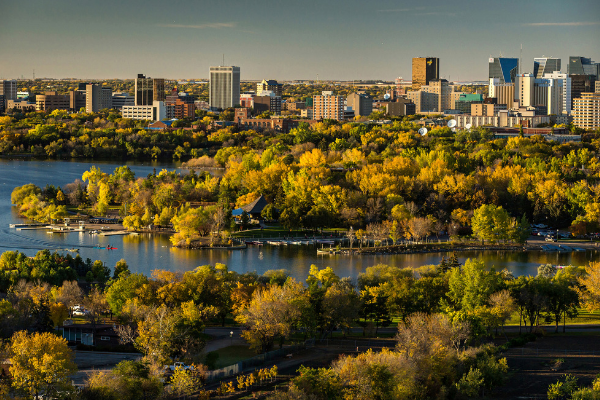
[{"xmin": 209, "ymin": 66, "xmax": 240, "ymax": 110}]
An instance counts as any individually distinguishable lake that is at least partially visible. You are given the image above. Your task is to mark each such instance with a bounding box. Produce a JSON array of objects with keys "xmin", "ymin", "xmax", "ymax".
[{"xmin": 0, "ymin": 158, "xmax": 597, "ymax": 280}]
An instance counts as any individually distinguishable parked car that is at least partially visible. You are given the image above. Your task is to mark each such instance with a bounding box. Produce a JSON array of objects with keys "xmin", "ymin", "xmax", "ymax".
[
  {"xmin": 545, "ymin": 236, "xmax": 557, "ymax": 242},
  {"xmin": 164, "ymin": 362, "xmax": 194, "ymax": 372}
]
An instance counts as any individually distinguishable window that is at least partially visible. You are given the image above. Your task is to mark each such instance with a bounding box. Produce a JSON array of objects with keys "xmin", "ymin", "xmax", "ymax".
[{"xmin": 100, "ymin": 336, "xmax": 110, "ymax": 341}]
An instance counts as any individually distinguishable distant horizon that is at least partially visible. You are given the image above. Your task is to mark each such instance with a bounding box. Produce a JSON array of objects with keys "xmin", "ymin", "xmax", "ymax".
[{"xmin": 1, "ymin": 0, "xmax": 598, "ymax": 81}]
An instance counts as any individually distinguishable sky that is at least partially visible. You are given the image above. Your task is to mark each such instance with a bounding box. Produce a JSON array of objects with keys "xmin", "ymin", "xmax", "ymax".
[{"xmin": 0, "ymin": 0, "xmax": 599, "ymax": 81}]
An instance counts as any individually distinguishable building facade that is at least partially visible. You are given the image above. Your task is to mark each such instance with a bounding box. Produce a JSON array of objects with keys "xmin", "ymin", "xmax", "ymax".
[
  {"xmin": 313, "ymin": 91, "xmax": 344, "ymax": 120},
  {"xmin": 346, "ymin": 92, "xmax": 373, "ymax": 118},
  {"xmin": 36, "ymin": 92, "xmax": 70, "ymax": 112},
  {"xmin": 111, "ymin": 92, "xmax": 135, "ymax": 110},
  {"xmin": 533, "ymin": 57, "xmax": 561, "ymax": 79},
  {"xmin": 256, "ymin": 79, "xmax": 283, "ymax": 96},
  {"xmin": 385, "ymin": 98, "xmax": 416, "ymax": 116},
  {"xmin": 121, "ymin": 101, "xmax": 166, "ymax": 121},
  {"xmin": 489, "ymin": 57, "xmax": 519, "ymax": 84},
  {"xmin": 568, "ymin": 56, "xmax": 600, "ymax": 78},
  {"xmin": 165, "ymin": 89, "xmax": 196, "ymax": 119},
  {"xmin": 135, "ymin": 74, "xmax": 165, "ymax": 106},
  {"xmin": 412, "ymin": 57, "xmax": 439, "ymax": 89},
  {"xmin": 85, "ymin": 84, "xmax": 112, "ymax": 113},
  {"xmin": 209, "ymin": 66, "xmax": 241, "ymax": 110},
  {"xmin": 572, "ymin": 92, "xmax": 600, "ymax": 129},
  {"xmin": 253, "ymin": 92, "xmax": 282, "ymax": 116}
]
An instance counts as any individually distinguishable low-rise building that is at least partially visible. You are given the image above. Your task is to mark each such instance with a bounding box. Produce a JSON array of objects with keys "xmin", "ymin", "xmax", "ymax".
[
  {"xmin": 112, "ymin": 92, "xmax": 135, "ymax": 110},
  {"xmin": 36, "ymin": 92, "xmax": 70, "ymax": 112},
  {"xmin": 385, "ymin": 98, "xmax": 416, "ymax": 116},
  {"xmin": 253, "ymin": 91, "xmax": 282, "ymax": 115},
  {"xmin": 6, "ymin": 99, "xmax": 36, "ymax": 112},
  {"xmin": 313, "ymin": 91, "xmax": 344, "ymax": 120},
  {"xmin": 236, "ymin": 117, "xmax": 318, "ymax": 133},
  {"xmin": 121, "ymin": 101, "xmax": 166, "ymax": 121}
]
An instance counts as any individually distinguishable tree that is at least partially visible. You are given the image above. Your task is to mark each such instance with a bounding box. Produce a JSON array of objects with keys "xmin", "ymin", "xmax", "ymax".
[
  {"xmin": 56, "ymin": 280, "xmax": 83, "ymax": 317},
  {"xmin": 471, "ymin": 204, "xmax": 513, "ymax": 243},
  {"xmin": 113, "ymin": 259, "xmax": 130, "ymax": 279},
  {"xmin": 578, "ymin": 261, "xmax": 600, "ymax": 312},
  {"xmin": 9, "ymin": 331, "xmax": 77, "ymax": 399},
  {"xmin": 235, "ymin": 279, "xmax": 306, "ymax": 352}
]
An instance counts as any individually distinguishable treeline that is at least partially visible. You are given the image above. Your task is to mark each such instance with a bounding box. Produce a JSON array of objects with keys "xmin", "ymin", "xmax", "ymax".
[{"xmin": 0, "ymin": 248, "xmax": 598, "ymax": 398}]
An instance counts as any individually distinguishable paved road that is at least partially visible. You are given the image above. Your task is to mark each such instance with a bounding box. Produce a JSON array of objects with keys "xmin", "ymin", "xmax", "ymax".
[{"xmin": 70, "ymin": 350, "xmax": 142, "ymax": 386}]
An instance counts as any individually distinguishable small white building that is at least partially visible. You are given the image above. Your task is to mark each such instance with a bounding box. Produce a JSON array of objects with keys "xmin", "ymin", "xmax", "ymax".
[{"xmin": 121, "ymin": 101, "xmax": 166, "ymax": 121}]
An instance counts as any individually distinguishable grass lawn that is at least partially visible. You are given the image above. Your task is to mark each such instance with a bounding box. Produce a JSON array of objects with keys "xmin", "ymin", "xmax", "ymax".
[
  {"xmin": 206, "ymin": 345, "xmax": 256, "ymax": 369},
  {"xmin": 505, "ymin": 308, "xmax": 600, "ymax": 326}
]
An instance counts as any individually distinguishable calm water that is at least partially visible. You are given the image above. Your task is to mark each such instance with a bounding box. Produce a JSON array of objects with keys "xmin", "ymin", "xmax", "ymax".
[{"xmin": 0, "ymin": 159, "xmax": 597, "ymax": 280}]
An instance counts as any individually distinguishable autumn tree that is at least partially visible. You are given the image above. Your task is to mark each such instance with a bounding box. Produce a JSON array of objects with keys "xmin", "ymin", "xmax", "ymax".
[{"xmin": 9, "ymin": 331, "xmax": 77, "ymax": 399}]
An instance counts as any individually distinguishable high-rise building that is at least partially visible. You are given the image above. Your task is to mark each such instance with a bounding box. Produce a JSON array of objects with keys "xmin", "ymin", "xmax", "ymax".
[
  {"xmin": 572, "ymin": 92, "xmax": 600, "ymax": 129},
  {"xmin": 346, "ymin": 92, "xmax": 373, "ymax": 118},
  {"xmin": 454, "ymin": 93, "xmax": 483, "ymax": 114},
  {"xmin": 209, "ymin": 66, "xmax": 241, "ymax": 110},
  {"xmin": 85, "ymin": 84, "xmax": 112, "ymax": 113},
  {"xmin": 568, "ymin": 75, "xmax": 594, "ymax": 110},
  {"xmin": 313, "ymin": 91, "xmax": 344, "ymax": 120},
  {"xmin": 489, "ymin": 57, "xmax": 519, "ymax": 84},
  {"xmin": 135, "ymin": 74, "xmax": 165, "ymax": 106},
  {"xmin": 0, "ymin": 80, "xmax": 17, "ymax": 101},
  {"xmin": 568, "ymin": 57, "xmax": 600, "ymax": 78},
  {"xmin": 543, "ymin": 72, "xmax": 571, "ymax": 115},
  {"xmin": 0, "ymin": 80, "xmax": 17, "ymax": 113},
  {"xmin": 533, "ymin": 58, "xmax": 561, "ymax": 79},
  {"xmin": 256, "ymin": 79, "xmax": 283, "ymax": 96},
  {"xmin": 412, "ymin": 57, "xmax": 439, "ymax": 89}
]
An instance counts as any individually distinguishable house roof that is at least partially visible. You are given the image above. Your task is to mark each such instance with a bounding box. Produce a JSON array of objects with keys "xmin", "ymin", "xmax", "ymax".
[{"xmin": 232, "ymin": 195, "xmax": 269, "ymax": 216}]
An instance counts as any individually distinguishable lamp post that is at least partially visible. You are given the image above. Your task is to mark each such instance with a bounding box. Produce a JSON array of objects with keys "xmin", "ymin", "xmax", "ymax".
[{"xmin": 230, "ymin": 331, "xmax": 233, "ymax": 346}]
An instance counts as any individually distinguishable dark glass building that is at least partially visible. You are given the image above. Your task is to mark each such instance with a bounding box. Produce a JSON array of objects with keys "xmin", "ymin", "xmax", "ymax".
[
  {"xmin": 568, "ymin": 57, "xmax": 600, "ymax": 78},
  {"xmin": 489, "ymin": 58, "xmax": 519, "ymax": 84}
]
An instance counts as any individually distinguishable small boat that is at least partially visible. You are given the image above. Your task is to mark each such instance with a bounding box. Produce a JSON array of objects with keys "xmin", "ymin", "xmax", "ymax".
[
  {"xmin": 66, "ymin": 248, "xmax": 79, "ymax": 252},
  {"xmin": 93, "ymin": 246, "xmax": 106, "ymax": 249},
  {"xmin": 316, "ymin": 239, "xmax": 335, "ymax": 245},
  {"xmin": 290, "ymin": 241, "xmax": 303, "ymax": 245},
  {"xmin": 267, "ymin": 241, "xmax": 282, "ymax": 246},
  {"xmin": 107, "ymin": 246, "xmax": 118, "ymax": 250}
]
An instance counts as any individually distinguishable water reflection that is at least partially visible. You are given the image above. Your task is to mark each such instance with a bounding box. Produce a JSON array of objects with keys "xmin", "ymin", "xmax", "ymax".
[{"xmin": 0, "ymin": 159, "xmax": 598, "ymax": 280}]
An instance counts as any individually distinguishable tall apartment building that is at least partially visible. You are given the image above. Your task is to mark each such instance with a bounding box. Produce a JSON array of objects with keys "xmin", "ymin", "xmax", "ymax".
[
  {"xmin": 36, "ymin": 92, "xmax": 70, "ymax": 112},
  {"xmin": 135, "ymin": 74, "xmax": 165, "ymax": 106},
  {"xmin": 85, "ymin": 84, "xmax": 112, "ymax": 113},
  {"xmin": 517, "ymin": 73, "xmax": 571, "ymax": 115},
  {"xmin": 256, "ymin": 79, "xmax": 283, "ymax": 96},
  {"xmin": 568, "ymin": 56, "xmax": 600, "ymax": 78},
  {"xmin": 572, "ymin": 92, "xmax": 600, "ymax": 129},
  {"xmin": 412, "ymin": 57, "xmax": 439, "ymax": 89},
  {"xmin": 596, "ymin": 81, "xmax": 600, "ymax": 93},
  {"xmin": 209, "ymin": 66, "xmax": 241, "ymax": 110},
  {"xmin": 489, "ymin": 57, "xmax": 519, "ymax": 84},
  {"xmin": 313, "ymin": 91, "xmax": 344, "ymax": 121},
  {"xmin": 533, "ymin": 57, "xmax": 561, "ymax": 79},
  {"xmin": 346, "ymin": 92, "xmax": 373, "ymax": 117}
]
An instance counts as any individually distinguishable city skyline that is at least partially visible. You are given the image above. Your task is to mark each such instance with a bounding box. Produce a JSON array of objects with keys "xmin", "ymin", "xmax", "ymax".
[{"xmin": 0, "ymin": 0, "xmax": 599, "ymax": 81}]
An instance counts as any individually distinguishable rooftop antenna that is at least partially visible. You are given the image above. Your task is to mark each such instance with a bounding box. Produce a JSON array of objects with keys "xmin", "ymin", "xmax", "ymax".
[
  {"xmin": 33, "ymin": 69, "xmax": 35, "ymax": 80},
  {"xmin": 222, "ymin": 54, "xmax": 224, "ymax": 66},
  {"xmin": 519, "ymin": 44, "xmax": 523, "ymax": 74}
]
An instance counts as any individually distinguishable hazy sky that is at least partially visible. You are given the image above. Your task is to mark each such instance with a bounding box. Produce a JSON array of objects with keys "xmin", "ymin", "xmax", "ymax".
[{"xmin": 1, "ymin": 0, "xmax": 598, "ymax": 81}]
